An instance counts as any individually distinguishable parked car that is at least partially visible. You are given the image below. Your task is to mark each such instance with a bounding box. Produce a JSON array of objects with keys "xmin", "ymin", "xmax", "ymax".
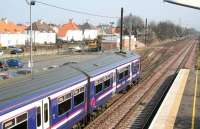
[
  {"xmin": 6, "ymin": 59, "xmax": 24, "ymax": 68},
  {"xmin": 10, "ymin": 48, "xmax": 24, "ymax": 54},
  {"xmin": 0, "ymin": 61, "xmax": 8, "ymax": 71},
  {"xmin": 0, "ymin": 50, "xmax": 3, "ymax": 56},
  {"xmin": 8, "ymin": 46, "xmax": 15, "ymax": 49}
]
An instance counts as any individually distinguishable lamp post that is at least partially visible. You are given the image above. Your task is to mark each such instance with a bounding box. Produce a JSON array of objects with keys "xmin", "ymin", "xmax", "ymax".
[
  {"xmin": 25, "ymin": 0, "xmax": 35, "ymax": 75},
  {"xmin": 109, "ymin": 22, "xmax": 114, "ymax": 41}
]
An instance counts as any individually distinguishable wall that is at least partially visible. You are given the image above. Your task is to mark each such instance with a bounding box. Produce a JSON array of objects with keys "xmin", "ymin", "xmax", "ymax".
[
  {"xmin": 101, "ymin": 34, "xmax": 139, "ymax": 51},
  {"xmin": 0, "ymin": 33, "xmax": 27, "ymax": 47},
  {"xmin": 59, "ymin": 30, "xmax": 83, "ymax": 41},
  {"xmin": 27, "ymin": 31, "xmax": 56, "ymax": 44}
]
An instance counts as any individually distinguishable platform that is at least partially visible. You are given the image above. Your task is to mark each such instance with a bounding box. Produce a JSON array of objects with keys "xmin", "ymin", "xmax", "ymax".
[{"xmin": 149, "ymin": 69, "xmax": 200, "ymax": 129}]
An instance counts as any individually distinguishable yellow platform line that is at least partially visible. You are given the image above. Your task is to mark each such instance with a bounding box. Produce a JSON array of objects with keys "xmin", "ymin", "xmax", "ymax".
[{"xmin": 191, "ymin": 70, "xmax": 198, "ymax": 129}]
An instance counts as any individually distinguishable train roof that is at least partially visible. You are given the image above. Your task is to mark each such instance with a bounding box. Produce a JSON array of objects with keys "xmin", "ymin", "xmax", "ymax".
[
  {"xmin": 0, "ymin": 52, "xmax": 140, "ymax": 115},
  {"xmin": 0, "ymin": 66, "xmax": 86, "ymax": 114},
  {"xmin": 72, "ymin": 52, "xmax": 140, "ymax": 77}
]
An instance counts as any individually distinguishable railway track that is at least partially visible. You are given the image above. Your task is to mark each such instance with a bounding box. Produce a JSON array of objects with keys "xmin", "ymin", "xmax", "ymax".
[
  {"xmin": 114, "ymin": 39, "xmax": 197, "ymax": 129},
  {"xmin": 84, "ymin": 39, "xmax": 196, "ymax": 129},
  {"xmin": 84, "ymin": 43, "xmax": 174, "ymax": 122}
]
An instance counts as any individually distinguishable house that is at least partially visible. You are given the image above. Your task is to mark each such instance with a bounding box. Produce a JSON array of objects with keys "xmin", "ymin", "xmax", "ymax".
[
  {"xmin": 58, "ymin": 20, "xmax": 82, "ymax": 41},
  {"xmin": 0, "ymin": 18, "xmax": 27, "ymax": 47},
  {"xmin": 49, "ymin": 23, "xmax": 59, "ymax": 33},
  {"xmin": 27, "ymin": 20, "xmax": 56, "ymax": 44},
  {"xmin": 80, "ymin": 22, "xmax": 97, "ymax": 40}
]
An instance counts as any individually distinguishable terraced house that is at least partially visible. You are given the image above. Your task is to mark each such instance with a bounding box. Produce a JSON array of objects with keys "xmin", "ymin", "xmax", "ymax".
[
  {"xmin": 26, "ymin": 20, "xmax": 56, "ymax": 44},
  {"xmin": 58, "ymin": 19, "xmax": 83, "ymax": 41},
  {"xmin": 0, "ymin": 18, "xmax": 27, "ymax": 47}
]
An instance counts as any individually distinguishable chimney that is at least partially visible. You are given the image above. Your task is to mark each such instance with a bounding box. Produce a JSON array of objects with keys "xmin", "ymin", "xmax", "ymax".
[
  {"xmin": 39, "ymin": 19, "xmax": 44, "ymax": 24},
  {"xmin": 69, "ymin": 19, "xmax": 73, "ymax": 23},
  {"xmin": 1, "ymin": 18, "xmax": 8, "ymax": 24}
]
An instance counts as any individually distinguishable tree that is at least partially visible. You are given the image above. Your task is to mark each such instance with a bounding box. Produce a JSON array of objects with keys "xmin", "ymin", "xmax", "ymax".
[{"xmin": 117, "ymin": 14, "xmax": 144, "ymax": 35}]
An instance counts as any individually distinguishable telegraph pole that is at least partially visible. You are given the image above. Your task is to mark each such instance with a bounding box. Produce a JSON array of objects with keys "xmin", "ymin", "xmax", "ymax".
[
  {"xmin": 145, "ymin": 18, "xmax": 148, "ymax": 47},
  {"xmin": 120, "ymin": 7, "xmax": 123, "ymax": 53}
]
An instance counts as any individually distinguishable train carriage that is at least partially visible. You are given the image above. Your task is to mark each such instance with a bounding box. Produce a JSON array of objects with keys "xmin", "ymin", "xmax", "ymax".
[
  {"xmin": 0, "ymin": 67, "xmax": 89, "ymax": 129},
  {"xmin": 0, "ymin": 52, "xmax": 140, "ymax": 129},
  {"xmin": 71, "ymin": 52, "xmax": 140, "ymax": 111}
]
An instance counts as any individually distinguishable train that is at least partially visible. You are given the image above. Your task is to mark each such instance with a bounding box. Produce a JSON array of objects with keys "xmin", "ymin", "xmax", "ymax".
[{"xmin": 0, "ymin": 52, "xmax": 140, "ymax": 129}]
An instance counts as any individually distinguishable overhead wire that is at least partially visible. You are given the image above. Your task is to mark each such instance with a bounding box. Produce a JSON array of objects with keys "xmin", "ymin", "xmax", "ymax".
[{"xmin": 34, "ymin": 0, "xmax": 119, "ymax": 19}]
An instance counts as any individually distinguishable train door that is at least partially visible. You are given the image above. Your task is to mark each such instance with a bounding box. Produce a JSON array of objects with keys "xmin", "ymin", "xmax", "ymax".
[{"xmin": 36, "ymin": 98, "xmax": 50, "ymax": 129}]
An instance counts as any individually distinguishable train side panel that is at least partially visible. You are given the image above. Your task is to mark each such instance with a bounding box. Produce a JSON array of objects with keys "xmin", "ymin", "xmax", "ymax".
[
  {"xmin": 49, "ymin": 80, "xmax": 88, "ymax": 129},
  {"xmin": 89, "ymin": 69, "xmax": 115, "ymax": 111},
  {"xmin": 131, "ymin": 59, "xmax": 140, "ymax": 83},
  {"xmin": 116, "ymin": 63, "xmax": 132, "ymax": 92}
]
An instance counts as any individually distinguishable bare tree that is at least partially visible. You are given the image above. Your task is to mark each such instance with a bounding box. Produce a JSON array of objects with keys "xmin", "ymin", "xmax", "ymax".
[{"xmin": 118, "ymin": 14, "xmax": 144, "ymax": 36}]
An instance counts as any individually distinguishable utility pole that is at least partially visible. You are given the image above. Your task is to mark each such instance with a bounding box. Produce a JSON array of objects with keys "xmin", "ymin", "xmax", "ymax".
[
  {"xmin": 26, "ymin": 0, "xmax": 35, "ymax": 76},
  {"xmin": 145, "ymin": 18, "xmax": 148, "ymax": 47},
  {"xmin": 110, "ymin": 22, "xmax": 114, "ymax": 41},
  {"xmin": 129, "ymin": 31, "xmax": 131, "ymax": 51},
  {"xmin": 120, "ymin": 7, "xmax": 123, "ymax": 53}
]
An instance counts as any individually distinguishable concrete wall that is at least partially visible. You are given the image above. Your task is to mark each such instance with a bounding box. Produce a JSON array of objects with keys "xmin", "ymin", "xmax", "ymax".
[{"xmin": 0, "ymin": 33, "xmax": 27, "ymax": 47}]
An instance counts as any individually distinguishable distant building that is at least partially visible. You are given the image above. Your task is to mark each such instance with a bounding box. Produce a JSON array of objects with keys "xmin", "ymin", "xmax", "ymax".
[
  {"xmin": 80, "ymin": 22, "xmax": 98, "ymax": 40},
  {"xmin": 101, "ymin": 34, "xmax": 141, "ymax": 51},
  {"xmin": 27, "ymin": 20, "xmax": 56, "ymax": 44},
  {"xmin": 97, "ymin": 24, "xmax": 119, "ymax": 35},
  {"xmin": 58, "ymin": 19, "xmax": 82, "ymax": 41},
  {"xmin": 49, "ymin": 23, "xmax": 59, "ymax": 33},
  {"xmin": 97, "ymin": 24, "xmax": 111, "ymax": 35},
  {"xmin": 0, "ymin": 18, "xmax": 27, "ymax": 47}
]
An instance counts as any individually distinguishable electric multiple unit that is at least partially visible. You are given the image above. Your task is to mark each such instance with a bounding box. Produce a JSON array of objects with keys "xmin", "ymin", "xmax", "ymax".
[{"xmin": 0, "ymin": 52, "xmax": 140, "ymax": 129}]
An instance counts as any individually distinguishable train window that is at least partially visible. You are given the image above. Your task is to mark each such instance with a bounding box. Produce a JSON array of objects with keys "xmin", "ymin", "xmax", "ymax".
[
  {"xmin": 58, "ymin": 96, "xmax": 64, "ymax": 103},
  {"xmin": 44, "ymin": 103, "xmax": 48, "ymax": 123},
  {"xmin": 64, "ymin": 93, "xmax": 72, "ymax": 101},
  {"xmin": 16, "ymin": 113, "xmax": 27, "ymax": 124},
  {"xmin": 37, "ymin": 107, "xmax": 41, "ymax": 127},
  {"xmin": 133, "ymin": 62, "xmax": 139, "ymax": 74},
  {"xmin": 124, "ymin": 70, "xmax": 129, "ymax": 76},
  {"xmin": 95, "ymin": 83, "xmax": 103, "ymax": 94},
  {"xmin": 104, "ymin": 79, "xmax": 111, "ymax": 89},
  {"xmin": 3, "ymin": 119, "xmax": 15, "ymax": 129},
  {"xmin": 80, "ymin": 87, "xmax": 85, "ymax": 92},
  {"xmin": 74, "ymin": 89, "xmax": 79, "ymax": 95},
  {"xmin": 3, "ymin": 113, "xmax": 28, "ymax": 129},
  {"xmin": 119, "ymin": 72, "xmax": 123, "ymax": 80},
  {"xmin": 10, "ymin": 121, "xmax": 27, "ymax": 129},
  {"xmin": 136, "ymin": 62, "xmax": 139, "ymax": 69},
  {"xmin": 74, "ymin": 92, "xmax": 85, "ymax": 106},
  {"xmin": 58, "ymin": 98, "xmax": 71, "ymax": 115}
]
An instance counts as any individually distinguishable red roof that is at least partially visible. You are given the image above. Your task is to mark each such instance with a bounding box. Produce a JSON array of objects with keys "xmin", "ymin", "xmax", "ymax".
[
  {"xmin": 0, "ymin": 20, "xmax": 26, "ymax": 33},
  {"xmin": 58, "ymin": 21, "xmax": 79, "ymax": 37}
]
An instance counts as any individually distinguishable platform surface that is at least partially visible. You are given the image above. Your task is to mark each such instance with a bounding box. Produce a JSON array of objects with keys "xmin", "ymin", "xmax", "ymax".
[{"xmin": 149, "ymin": 69, "xmax": 200, "ymax": 129}]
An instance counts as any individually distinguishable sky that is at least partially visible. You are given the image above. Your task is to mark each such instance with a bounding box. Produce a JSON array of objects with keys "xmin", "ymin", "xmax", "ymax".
[{"xmin": 1, "ymin": 0, "xmax": 200, "ymax": 30}]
